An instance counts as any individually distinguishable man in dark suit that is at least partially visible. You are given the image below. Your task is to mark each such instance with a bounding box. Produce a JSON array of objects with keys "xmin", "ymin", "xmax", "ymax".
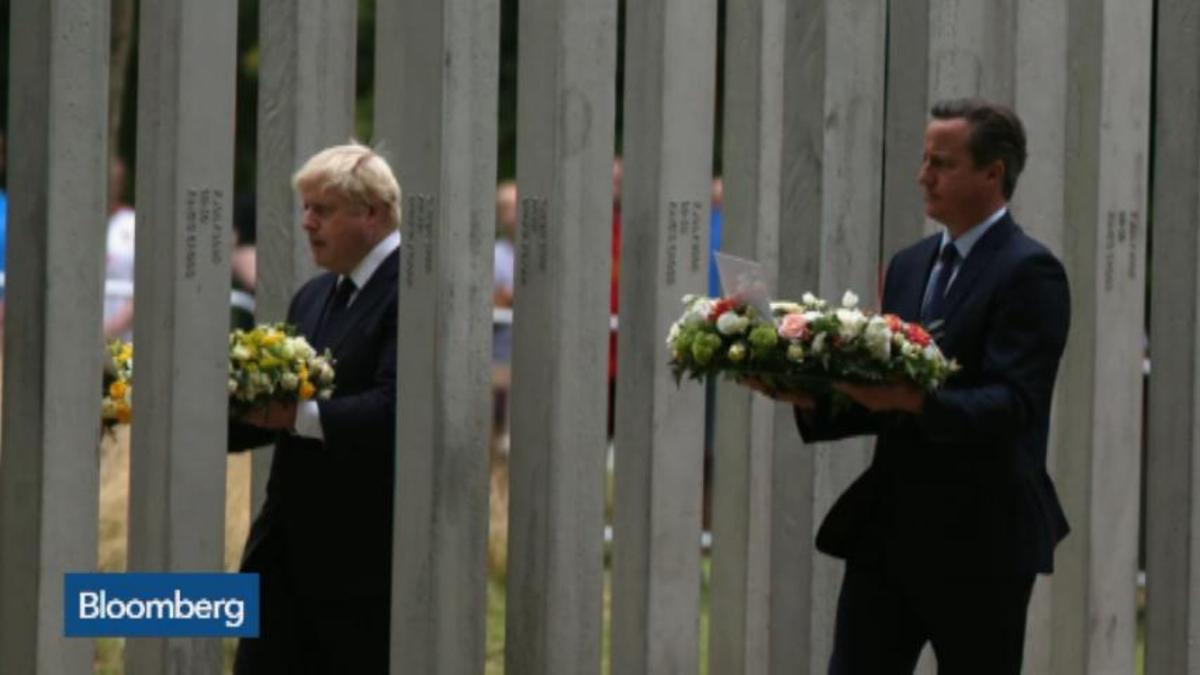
[
  {"xmin": 747, "ymin": 99, "xmax": 1070, "ymax": 673},
  {"xmin": 229, "ymin": 142, "xmax": 401, "ymax": 673}
]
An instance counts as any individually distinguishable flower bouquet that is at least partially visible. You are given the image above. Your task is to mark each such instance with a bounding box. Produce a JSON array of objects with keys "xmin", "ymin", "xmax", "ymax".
[
  {"xmin": 667, "ymin": 290, "xmax": 958, "ymax": 397},
  {"xmin": 101, "ymin": 339, "xmax": 134, "ymax": 429},
  {"xmin": 228, "ymin": 323, "xmax": 335, "ymax": 415}
]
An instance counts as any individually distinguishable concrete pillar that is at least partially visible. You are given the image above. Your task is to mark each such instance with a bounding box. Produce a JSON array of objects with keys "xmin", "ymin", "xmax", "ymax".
[
  {"xmin": 610, "ymin": 0, "xmax": 715, "ymax": 673},
  {"xmin": 771, "ymin": 2, "xmax": 887, "ymax": 672},
  {"xmin": 926, "ymin": 0, "xmax": 1015, "ymax": 104},
  {"xmin": 708, "ymin": 0, "xmax": 785, "ymax": 671},
  {"xmin": 1010, "ymin": 2, "xmax": 1069, "ymax": 671},
  {"xmin": 881, "ymin": 0, "xmax": 930, "ymax": 262},
  {"xmin": 1145, "ymin": 0, "xmax": 1200, "ymax": 670},
  {"xmin": 0, "ymin": 1, "xmax": 109, "ymax": 672},
  {"xmin": 251, "ymin": 0, "xmax": 356, "ymax": 513},
  {"xmin": 373, "ymin": 0, "xmax": 498, "ymax": 672},
  {"xmin": 504, "ymin": 1, "xmax": 616, "ymax": 673},
  {"xmin": 1051, "ymin": 0, "xmax": 1152, "ymax": 673},
  {"xmin": 125, "ymin": 0, "xmax": 238, "ymax": 671}
]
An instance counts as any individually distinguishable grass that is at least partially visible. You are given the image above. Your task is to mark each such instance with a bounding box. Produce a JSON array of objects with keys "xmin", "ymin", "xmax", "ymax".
[{"xmin": 91, "ymin": 428, "xmax": 1140, "ymax": 674}]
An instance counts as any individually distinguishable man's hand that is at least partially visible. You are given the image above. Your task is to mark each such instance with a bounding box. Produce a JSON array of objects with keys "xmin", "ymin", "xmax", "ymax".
[
  {"xmin": 739, "ymin": 376, "xmax": 817, "ymax": 411},
  {"xmin": 833, "ymin": 381, "xmax": 925, "ymax": 414},
  {"xmin": 241, "ymin": 401, "xmax": 298, "ymax": 430}
]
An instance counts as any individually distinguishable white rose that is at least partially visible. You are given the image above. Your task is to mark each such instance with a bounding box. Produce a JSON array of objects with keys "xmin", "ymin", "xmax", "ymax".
[
  {"xmin": 295, "ymin": 341, "xmax": 315, "ymax": 359},
  {"xmin": 716, "ymin": 311, "xmax": 750, "ymax": 335},
  {"xmin": 901, "ymin": 342, "xmax": 920, "ymax": 359},
  {"xmin": 923, "ymin": 345, "xmax": 940, "ymax": 361},
  {"xmin": 771, "ymin": 301, "xmax": 804, "ymax": 315},
  {"xmin": 812, "ymin": 332, "xmax": 828, "ymax": 354},
  {"xmin": 835, "ymin": 309, "xmax": 867, "ymax": 340},
  {"xmin": 280, "ymin": 373, "xmax": 299, "ymax": 391},
  {"xmin": 802, "ymin": 292, "xmax": 820, "ymax": 306},
  {"xmin": 231, "ymin": 344, "xmax": 251, "ymax": 361},
  {"xmin": 317, "ymin": 363, "xmax": 335, "ymax": 385},
  {"xmin": 666, "ymin": 322, "xmax": 682, "ymax": 348},
  {"xmin": 863, "ymin": 317, "xmax": 892, "ymax": 361},
  {"xmin": 278, "ymin": 341, "xmax": 296, "ymax": 360},
  {"xmin": 842, "ymin": 290, "xmax": 859, "ymax": 308},
  {"xmin": 227, "ymin": 378, "xmax": 238, "ymax": 394}
]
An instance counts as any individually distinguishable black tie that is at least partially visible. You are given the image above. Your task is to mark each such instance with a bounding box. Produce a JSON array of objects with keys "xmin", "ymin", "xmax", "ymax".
[
  {"xmin": 922, "ymin": 244, "xmax": 960, "ymax": 323},
  {"xmin": 327, "ymin": 278, "xmax": 357, "ymax": 323}
]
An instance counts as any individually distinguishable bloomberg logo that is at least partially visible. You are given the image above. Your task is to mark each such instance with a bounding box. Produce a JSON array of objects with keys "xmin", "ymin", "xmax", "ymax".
[{"xmin": 64, "ymin": 573, "xmax": 259, "ymax": 637}]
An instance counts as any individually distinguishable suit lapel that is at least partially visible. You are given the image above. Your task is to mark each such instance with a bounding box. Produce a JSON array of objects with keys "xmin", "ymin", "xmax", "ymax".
[
  {"xmin": 938, "ymin": 215, "xmax": 1017, "ymax": 323},
  {"xmin": 322, "ymin": 250, "xmax": 399, "ymax": 354},
  {"xmin": 299, "ymin": 275, "xmax": 338, "ymax": 343}
]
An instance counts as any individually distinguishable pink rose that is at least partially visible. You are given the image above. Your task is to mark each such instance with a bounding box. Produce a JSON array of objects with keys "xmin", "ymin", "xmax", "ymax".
[{"xmin": 777, "ymin": 313, "xmax": 808, "ymax": 340}]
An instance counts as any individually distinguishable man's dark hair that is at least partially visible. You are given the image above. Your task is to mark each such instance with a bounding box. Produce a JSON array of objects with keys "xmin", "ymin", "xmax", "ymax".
[{"xmin": 931, "ymin": 98, "xmax": 1027, "ymax": 200}]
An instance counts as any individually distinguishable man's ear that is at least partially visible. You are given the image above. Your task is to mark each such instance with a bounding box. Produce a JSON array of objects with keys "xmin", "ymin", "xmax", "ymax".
[{"xmin": 986, "ymin": 159, "xmax": 1005, "ymax": 186}]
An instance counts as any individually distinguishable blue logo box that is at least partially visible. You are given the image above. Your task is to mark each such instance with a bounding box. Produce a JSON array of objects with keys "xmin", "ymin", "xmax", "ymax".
[{"xmin": 64, "ymin": 573, "xmax": 259, "ymax": 637}]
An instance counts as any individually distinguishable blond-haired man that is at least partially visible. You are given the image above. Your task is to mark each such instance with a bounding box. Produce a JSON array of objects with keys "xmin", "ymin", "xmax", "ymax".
[{"xmin": 230, "ymin": 142, "xmax": 401, "ymax": 673}]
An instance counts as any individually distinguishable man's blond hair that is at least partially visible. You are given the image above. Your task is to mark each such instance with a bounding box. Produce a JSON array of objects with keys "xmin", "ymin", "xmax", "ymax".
[{"xmin": 293, "ymin": 142, "xmax": 402, "ymax": 229}]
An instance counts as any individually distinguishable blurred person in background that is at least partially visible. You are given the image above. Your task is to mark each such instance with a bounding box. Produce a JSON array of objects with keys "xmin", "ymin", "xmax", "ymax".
[
  {"xmin": 230, "ymin": 193, "xmax": 257, "ymax": 331},
  {"xmin": 103, "ymin": 157, "xmax": 135, "ymax": 340},
  {"xmin": 492, "ymin": 180, "xmax": 517, "ymax": 452}
]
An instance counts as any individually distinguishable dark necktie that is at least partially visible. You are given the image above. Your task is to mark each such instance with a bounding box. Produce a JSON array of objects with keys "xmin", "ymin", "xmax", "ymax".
[
  {"xmin": 328, "ymin": 278, "xmax": 357, "ymax": 322},
  {"xmin": 921, "ymin": 244, "xmax": 960, "ymax": 323},
  {"xmin": 315, "ymin": 278, "xmax": 357, "ymax": 348}
]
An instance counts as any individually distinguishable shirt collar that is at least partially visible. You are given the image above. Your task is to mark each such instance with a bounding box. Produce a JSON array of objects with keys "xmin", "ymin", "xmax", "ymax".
[
  {"xmin": 344, "ymin": 229, "xmax": 401, "ymax": 290},
  {"xmin": 940, "ymin": 205, "xmax": 1007, "ymax": 260}
]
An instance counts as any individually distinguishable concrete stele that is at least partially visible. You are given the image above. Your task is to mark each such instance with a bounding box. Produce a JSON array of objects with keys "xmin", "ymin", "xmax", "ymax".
[
  {"xmin": 0, "ymin": 0, "xmax": 109, "ymax": 672},
  {"xmin": 374, "ymin": 0, "xmax": 498, "ymax": 672},
  {"xmin": 610, "ymin": 0, "xmax": 715, "ymax": 672},
  {"xmin": 505, "ymin": 0, "xmax": 617, "ymax": 673},
  {"xmin": 125, "ymin": 0, "xmax": 238, "ymax": 671}
]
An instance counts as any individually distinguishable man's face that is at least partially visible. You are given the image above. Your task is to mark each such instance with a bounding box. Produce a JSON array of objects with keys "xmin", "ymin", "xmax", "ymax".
[
  {"xmin": 301, "ymin": 188, "xmax": 386, "ymax": 275},
  {"xmin": 917, "ymin": 118, "xmax": 1002, "ymax": 231}
]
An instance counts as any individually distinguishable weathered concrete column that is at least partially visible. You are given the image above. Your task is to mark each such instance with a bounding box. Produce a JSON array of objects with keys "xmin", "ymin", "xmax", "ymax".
[
  {"xmin": 926, "ymin": 0, "xmax": 1015, "ymax": 104},
  {"xmin": 251, "ymin": 0, "xmax": 356, "ymax": 513},
  {"xmin": 769, "ymin": 2, "xmax": 886, "ymax": 672},
  {"xmin": 881, "ymin": 0, "xmax": 930, "ymax": 263},
  {"xmin": 708, "ymin": 1, "xmax": 784, "ymax": 671},
  {"xmin": 1010, "ymin": 2, "xmax": 1069, "ymax": 671},
  {"xmin": 125, "ymin": 0, "xmax": 238, "ymax": 671},
  {"xmin": 0, "ymin": 1, "xmax": 109, "ymax": 672},
  {"xmin": 373, "ymin": 0, "xmax": 498, "ymax": 672},
  {"xmin": 505, "ymin": 0, "xmax": 616, "ymax": 673},
  {"xmin": 1145, "ymin": 0, "xmax": 1200, "ymax": 670},
  {"xmin": 610, "ymin": 0, "xmax": 715, "ymax": 673},
  {"xmin": 1051, "ymin": 1, "xmax": 1152, "ymax": 673}
]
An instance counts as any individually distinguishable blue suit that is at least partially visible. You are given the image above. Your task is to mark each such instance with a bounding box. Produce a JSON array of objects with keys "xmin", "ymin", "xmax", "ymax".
[{"xmin": 799, "ymin": 214, "xmax": 1070, "ymax": 672}]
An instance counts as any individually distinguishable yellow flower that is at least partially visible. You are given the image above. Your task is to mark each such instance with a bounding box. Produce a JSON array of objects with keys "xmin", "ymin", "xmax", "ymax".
[
  {"xmin": 109, "ymin": 380, "xmax": 128, "ymax": 400},
  {"xmin": 299, "ymin": 381, "xmax": 315, "ymax": 400},
  {"xmin": 260, "ymin": 332, "xmax": 284, "ymax": 348},
  {"xmin": 116, "ymin": 404, "xmax": 132, "ymax": 424}
]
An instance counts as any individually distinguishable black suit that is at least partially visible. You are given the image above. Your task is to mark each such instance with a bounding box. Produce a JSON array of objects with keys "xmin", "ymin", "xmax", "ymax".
[
  {"xmin": 231, "ymin": 250, "xmax": 398, "ymax": 674},
  {"xmin": 798, "ymin": 215, "xmax": 1070, "ymax": 673}
]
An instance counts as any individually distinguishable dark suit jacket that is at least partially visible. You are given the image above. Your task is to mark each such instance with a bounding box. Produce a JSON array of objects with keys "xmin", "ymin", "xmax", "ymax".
[
  {"xmin": 798, "ymin": 214, "xmax": 1070, "ymax": 577},
  {"xmin": 231, "ymin": 250, "xmax": 398, "ymax": 600}
]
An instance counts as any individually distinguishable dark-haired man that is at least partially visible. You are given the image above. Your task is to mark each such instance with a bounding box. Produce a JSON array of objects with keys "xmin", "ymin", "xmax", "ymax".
[{"xmin": 746, "ymin": 99, "xmax": 1071, "ymax": 673}]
